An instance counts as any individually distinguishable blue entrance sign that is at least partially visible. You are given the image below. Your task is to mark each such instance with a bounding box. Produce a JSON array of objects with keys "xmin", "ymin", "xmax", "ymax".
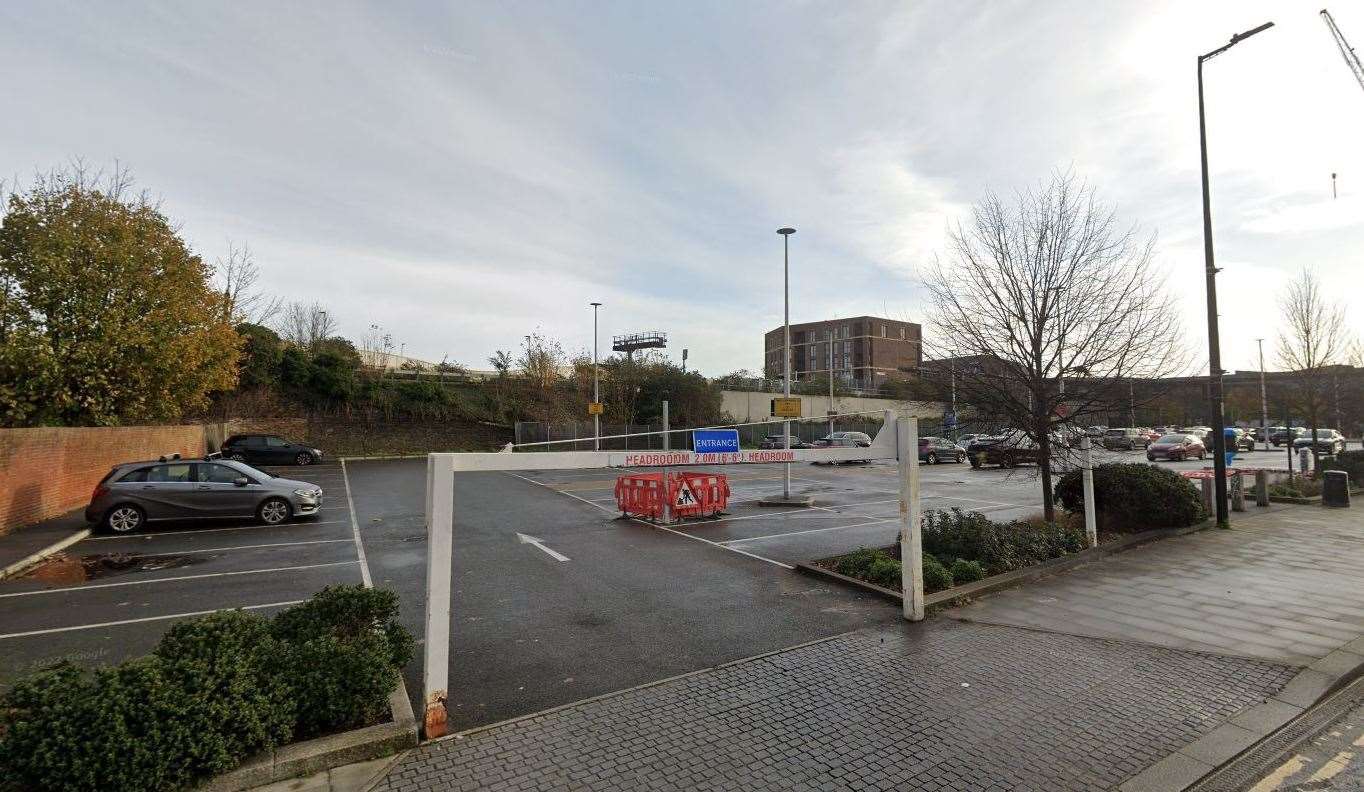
[{"xmin": 693, "ymin": 429, "xmax": 740, "ymax": 454}]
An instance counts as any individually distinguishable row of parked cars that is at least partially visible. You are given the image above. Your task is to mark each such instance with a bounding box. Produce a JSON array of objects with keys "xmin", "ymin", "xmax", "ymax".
[{"xmin": 86, "ymin": 434, "xmax": 326, "ymax": 533}]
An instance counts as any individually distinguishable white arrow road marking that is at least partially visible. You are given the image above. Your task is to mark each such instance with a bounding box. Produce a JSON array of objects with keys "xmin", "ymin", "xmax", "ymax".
[{"xmin": 515, "ymin": 533, "xmax": 570, "ymax": 562}]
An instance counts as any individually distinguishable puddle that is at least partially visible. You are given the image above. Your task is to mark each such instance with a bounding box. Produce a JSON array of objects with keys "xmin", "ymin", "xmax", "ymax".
[{"xmin": 19, "ymin": 552, "xmax": 206, "ymax": 584}]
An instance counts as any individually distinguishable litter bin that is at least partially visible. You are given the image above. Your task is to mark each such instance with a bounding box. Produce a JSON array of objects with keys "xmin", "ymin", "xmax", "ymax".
[{"xmin": 1323, "ymin": 470, "xmax": 1351, "ymax": 508}]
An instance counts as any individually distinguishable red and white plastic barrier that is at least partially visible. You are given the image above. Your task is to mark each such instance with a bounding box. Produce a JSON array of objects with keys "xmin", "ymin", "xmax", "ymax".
[{"xmin": 614, "ymin": 472, "xmax": 730, "ymax": 520}]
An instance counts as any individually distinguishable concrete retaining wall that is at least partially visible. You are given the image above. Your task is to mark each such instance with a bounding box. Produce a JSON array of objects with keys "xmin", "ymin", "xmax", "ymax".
[{"xmin": 719, "ymin": 391, "xmax": 944, "ymax": 423}]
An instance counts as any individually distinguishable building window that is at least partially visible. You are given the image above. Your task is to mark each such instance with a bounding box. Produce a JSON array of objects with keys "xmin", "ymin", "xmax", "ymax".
[
  {"xmin": 899, "ymin": 327, "xmax": 905, "ymax": 339},
  {"xmin": 880, "ymin": 325, "xmax": 887, "ymax": 337}
]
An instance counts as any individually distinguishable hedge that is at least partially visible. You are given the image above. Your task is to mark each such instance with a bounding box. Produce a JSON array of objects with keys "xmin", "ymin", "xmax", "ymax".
[
  {"xmin": 921, "ymin": 508, "xmax": 1085, "ymax": 576},
  {"xmin": 1054, "ymin": 463, "xmax": 1206, "ymax": 531},
  {"xmin": 0, "ymin": 586, "xmax": 413, "ymax": 792},
  {"xmin": 1323, "ymin": 450, "xmax": 1364, "ymax": 488}
]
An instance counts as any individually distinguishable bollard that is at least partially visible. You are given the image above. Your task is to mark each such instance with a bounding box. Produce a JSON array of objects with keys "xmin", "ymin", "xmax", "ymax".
[
  {"xmin": 1201, "ymin": 477, "xmax": 1214, "ymax": 516},
  {"xmin": 1323, "ymin": 470, "xmax": 1351, "ymax": 508},
  {"xmin": 1231, "ymin": 471, "xmax": 1245, "ymax": 512},
  {"xmin": 1255, "ymin": 470, "xmax": 1270, "ymax": 507}
]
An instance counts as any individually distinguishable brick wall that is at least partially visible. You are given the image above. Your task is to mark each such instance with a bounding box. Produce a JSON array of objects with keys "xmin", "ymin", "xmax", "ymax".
[{"xmin": 0, "ymin": 425, "xmax": 211, "ymax": 535}]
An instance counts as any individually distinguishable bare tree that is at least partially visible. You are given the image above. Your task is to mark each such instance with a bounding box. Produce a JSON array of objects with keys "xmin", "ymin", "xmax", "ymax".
[
  {"xmin": 519, "ymin": 332, "xmax": 566, "ymax": 426},
  {"xmin": 1276, "ymin": 267, "xmax": 1353, "ymax": 465},
  {"xmin": 278, "ymin": 301, "xmax": 337, "ymax": 350},
  {"xmin": 215, "ymin": 242, "xmax": 282, "ymax": 325},
  {"xmin": 922, "ymin": 171, "xmax": 1187, "ymax": 520}
]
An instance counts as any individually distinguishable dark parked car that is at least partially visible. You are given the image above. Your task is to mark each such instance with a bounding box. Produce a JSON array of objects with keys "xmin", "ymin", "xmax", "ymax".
[
  {"xmin": 221, "ymin": 434, "xmax": 324, "ymax": 466},
  {"xmin": 1270, "ymin": 427, "xmax": 1309, "ymax": 447},
  {"xmin": 1101, "ymin": 428, "xmax": 1150, "ymax": 451},
  {"xmin": 966, "ymin": 431, "xmax": 1042, "ymax": 468},
  {"xmin": 815, "ymin": 431, "xmax": 872, "ymax": 448},
  {"xmin": 918, "ymin": 436, "xmax": 965, "ymax": 464},
  {"xmin": 1146, "ymin": 434, "xmax": 1206, "ymax": 462},
  {"xmin": 1292, "ymin": 429, "xmax": 1346, "ymax": 456},
  {"xmin": 759, "ymin": 434, "xmax": 813, "ymax": 450},
  {"xmin": 86, "ymin": 456, "xmax": 323, "ymax": 533}
]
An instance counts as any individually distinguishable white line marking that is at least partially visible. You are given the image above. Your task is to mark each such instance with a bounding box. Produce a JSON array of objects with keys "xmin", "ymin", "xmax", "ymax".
[
  {"xmin": 85, "ymin": 520, "xmax": 348, "ymax": 540},
  {"xmin": 0, "ymin": 561, "xmax": 359, "ymax": 598},
  {"xmin": 515, "ymin": 533, "xmax": 570, "ymax": 562},
  {"xmin": 0, "ymin": 600, "xmax": 306, "ymax": 640},
  {"xmin": 341, "ymin": 460, "xmax": 374, "ymax": 587},
  {"xmin": 719, "ymin": 518, "xmax": 898, "ymax": 544},
  {"xmin": 504, "ymin": 472, "xmax": 792, "ymax": 569},
  {"xmin": 89, "ymin": 539, "xmax": 351, "ymax": 557}
]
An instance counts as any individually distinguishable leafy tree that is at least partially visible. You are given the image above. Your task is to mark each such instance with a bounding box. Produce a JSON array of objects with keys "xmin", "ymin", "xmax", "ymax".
[
  {"xmin": 235, "ymin": 323, "xmax": 283, "ymax": 391},
  {"xmin": 0, "ymin": 167, "xmax": 239, "ymax": 425},
  {"xmin": 312, "ymin": 336, "xmax": 361, "ymax": 370},
  {"xmin": 309, "ymin": 352, "xmax": 357, "ymax": 403}
]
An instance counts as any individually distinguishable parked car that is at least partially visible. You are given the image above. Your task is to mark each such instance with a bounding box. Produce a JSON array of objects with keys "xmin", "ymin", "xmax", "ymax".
[
  {"xmin": 1252, "ymin": 426, "xmax": 1283, "ymax": 442},
  {"xmin": 1146, "ymin": 434, "xmax": 1206, "ymax": 462},
  {"xmin": 1270, "ymin": 427, "xmax": 1309, "ymax": 447},
  {"xmin": 1083, "ymin": 426, "xmax": 1107, "ymax": 438},
  {"xmin": 1101, "ymin": 428, "xmax": 1150, "ymax": 451},
  {"xmin": 966, "ymin": 430, "xmax": 1042, "ymax": 468},
  {"xmin": 1177, "ymin": 427, "xmax": 1212, "ymax": 443},
  {"xmin": 918, "ymin": 436, "xmax": 966, "ymax": 464},
  {"xmin": 1292, "ymin": 429, "xmax": 1346, "ymax": 456},
  {"xmin": 221, "ymin": 434, "xmax": 324, "ymax": 466},
  {"xmin": 815, "ymin": 431, "xmax": 872, "ymax": 448},
  {"xmin": 759, "ymin": 434, "xmax": 813, "ymax": 450},
  {"xmin": 955, "ymin": 433, "xmax": 989, "ymax": 447},
  {"xmin": 86, "ymin": 456, "xmax": 323, "ymax": 533}
]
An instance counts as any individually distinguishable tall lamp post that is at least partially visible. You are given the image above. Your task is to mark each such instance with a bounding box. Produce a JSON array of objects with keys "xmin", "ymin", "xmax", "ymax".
[
  {"xmin": 1198, "ymin": 20, "xmax": 1274, "ymax": 529},
  {"xmin": 591, "ymin": 302, "xmax": 602, "ymax": 451},
  {"xmin": 777, "ymin": 228, "xmax": 796, "ymax": 500},
  {"xmin": 1256, "ymin": 338, "xmax": 1270, "ymax": 452}
]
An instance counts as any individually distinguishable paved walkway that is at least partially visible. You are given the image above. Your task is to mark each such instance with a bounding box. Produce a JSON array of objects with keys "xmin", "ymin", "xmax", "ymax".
[
  {"xmin": 946, "ymin": 506, "xmax": 1364, "ymax": 666},
  {"xmin": 374, "ymin": 622, "xmax": 1294, "ymax": 792},
  {"xmin": 367, "ymin": 504, "xmax": 1364, "ymax": 792},
  {"xmin": 0, "ymin": 509, "xmax": 87, "ymax": 578}
]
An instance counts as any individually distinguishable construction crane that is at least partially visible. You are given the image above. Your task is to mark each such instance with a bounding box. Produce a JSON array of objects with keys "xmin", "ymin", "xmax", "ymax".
[{"xmin": 1322, "ymin": 8, "xmax": 1364, "ymax": 95}]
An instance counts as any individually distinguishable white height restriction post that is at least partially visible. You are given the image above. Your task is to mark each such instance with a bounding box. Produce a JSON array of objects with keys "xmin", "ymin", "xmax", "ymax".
[
  {"xmin": 1081, "ymin": 436, "xmax": 1097, "ymax": 548},
  {"xmin": 419, "ymin": 411, "xmax": 919, "ymax": 739}
]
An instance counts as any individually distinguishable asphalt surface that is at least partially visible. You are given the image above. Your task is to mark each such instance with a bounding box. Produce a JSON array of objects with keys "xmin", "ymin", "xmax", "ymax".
[
  {"xmin": 345, "ymin": 459, "xmax": 898, "ymax": 731},
  {"xmin": 0, "ymin": 461, "xmax": 361, "ymax": 691}
]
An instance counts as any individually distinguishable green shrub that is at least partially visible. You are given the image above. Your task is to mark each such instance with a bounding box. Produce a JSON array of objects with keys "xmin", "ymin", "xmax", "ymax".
[
  {"xmin": 833, "ymin": 547, "xmax": 882, "ymax": 579},
  {"xmin": 153, "ymin": 611, "xmax": 295, "ymax": 771},
  {"xmin": 922, "ymin": 508, "xmax": 1085, "ymax": 576},
  {"xmin": 922, "ymin": 555, "xmax": 953, "ymax": 593},
  {"xmin": 271, "ymin": 586, "xmax": 414, "ymax": 739},
  {"xmin": 864, "ymin": 555, "xmax": 902, "ymax": 589},
  {"xmin": 0, "ymin": 660, "xmax": 207, "ymax": 792},
  {"xmin": 949, "ymin": 558, "xmax": 986, "ymax": 584},
  {"xmin": 1054, "ymin": 463, "xmax": 1206, "ymax": 531},
  {"xmin": 0, "ymin": 587, "xmax": 413, "ymax": 792}
]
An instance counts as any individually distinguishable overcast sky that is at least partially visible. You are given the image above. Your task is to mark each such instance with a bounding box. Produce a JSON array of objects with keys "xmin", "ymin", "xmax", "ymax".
[{"xmin": 3, "ymin": 1, "xmax": 1362, "ymax": 376}]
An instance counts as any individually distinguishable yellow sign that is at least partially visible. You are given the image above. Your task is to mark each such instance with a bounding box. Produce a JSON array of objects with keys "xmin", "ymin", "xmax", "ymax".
[
  {"xmin": 770, "ymin": 397, "xmax": 802, "ymax": 418},
  {"xmin": 587, "ymin": 402, "xmax": 604, "ymax": 415}
]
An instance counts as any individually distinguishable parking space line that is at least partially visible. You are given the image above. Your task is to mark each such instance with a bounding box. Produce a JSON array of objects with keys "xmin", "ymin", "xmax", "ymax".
[
  {"xmin": 0, "ymin": 560, "xmax": 359, "ymax": 598},
  {"xmin": 503, "ymin": 472, "xmax": 793, "ymax": 570},
  {"xmin": 85, "ymin": 520, "xmax": 349, "ymax": 540},
  {"xmin": 718, "ymin": 518, "xmax": 897, "ymax": 545},
  {"xmin": 95, "ymin": 539, "xmax": 352, "ymax": 557},
  {"xmin": 0, "ymin": 600, "xmax": 306, "ymax": 640},
  {"xmin": 340, "ymin": 460, "xmax": 374, "ymax": 587}
]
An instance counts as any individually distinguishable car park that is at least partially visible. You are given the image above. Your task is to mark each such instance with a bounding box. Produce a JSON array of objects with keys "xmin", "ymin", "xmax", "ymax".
[
  {"xmin": 1146, "ymin": 433, "xmax": 1206, "ymax": 462},
  {"xmin": 1292, "ymin": 429, "xmax": 1346, "ymax": 456},
  {"xmin": 1101, "ymin": 427, "xmax": 1150, "ymax": 451},
  {"xmin": 918, "ymin": 436, "xmax": 966, "ymax": 464},
  {"xmin": 759, "ymin": 434, "xmax": 813, "ymax": 450},
  {"xmin": 221, "ymin": 433, "xmax": 324, "ymax": 465},
  {"xmin": 85, "ymin": 455, "xmax": 324, "ymax": 533}
]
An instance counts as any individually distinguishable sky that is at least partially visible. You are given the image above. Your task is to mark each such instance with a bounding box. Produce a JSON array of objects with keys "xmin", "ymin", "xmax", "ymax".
[{"xmin": 2, "ymin": 1, "xmax": 1362, "ymax": 376}]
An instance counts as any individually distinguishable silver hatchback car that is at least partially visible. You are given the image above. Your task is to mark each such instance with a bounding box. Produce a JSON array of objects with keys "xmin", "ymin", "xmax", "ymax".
[{"xmin": 86, "ymin": 456, "xmax": 323, "ymax": 533}]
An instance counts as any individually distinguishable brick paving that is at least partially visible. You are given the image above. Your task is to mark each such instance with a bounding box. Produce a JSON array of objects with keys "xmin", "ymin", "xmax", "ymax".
[
  {"xmin": 947, "ymin": 507, "xmax": 1364, "ymax": 666},
  {"xmin": 373, "ymin": 621, "xmax": 1295, "ymax": 792}
]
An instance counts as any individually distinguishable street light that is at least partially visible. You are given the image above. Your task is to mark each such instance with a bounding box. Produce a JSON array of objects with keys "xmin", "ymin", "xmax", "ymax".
[
  {"xmin": 778, "ymin": 227, "xmax": 796, "ymax": 500},
  {"xmin": 591, "ymin": 302, "xmax": 602, "ymax": 451},
  {"xmin": 1198, "ymin": 19, "xmax": 1273, "ymax": 529}
]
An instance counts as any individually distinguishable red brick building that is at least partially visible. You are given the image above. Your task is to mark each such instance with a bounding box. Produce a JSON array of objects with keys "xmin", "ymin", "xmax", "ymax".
[{"xmin": 763, "ymin": 316, "xmax": 922, "ymax": 391}]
